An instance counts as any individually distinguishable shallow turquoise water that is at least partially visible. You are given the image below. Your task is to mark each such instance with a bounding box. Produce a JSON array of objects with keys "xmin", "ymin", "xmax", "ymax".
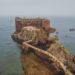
[{"xmin": 0, "ymin": 16, "xmax": 75, "ymax": 75}]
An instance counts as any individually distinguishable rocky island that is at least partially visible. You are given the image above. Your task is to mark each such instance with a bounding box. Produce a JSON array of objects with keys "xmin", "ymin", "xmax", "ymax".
[{"xmin": 11, "ymin": 17, "xmax": 75, "ymax": 75}]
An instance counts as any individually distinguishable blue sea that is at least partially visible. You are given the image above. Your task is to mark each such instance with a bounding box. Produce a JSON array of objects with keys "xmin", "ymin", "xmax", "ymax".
[{"xmin": 0, "ymin": 16, "xmax": 75, "ymax": 75}]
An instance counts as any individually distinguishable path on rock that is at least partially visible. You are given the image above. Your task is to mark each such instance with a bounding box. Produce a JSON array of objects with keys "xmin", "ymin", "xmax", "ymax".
[{"xmin": 22, "ymin": 42, "xmax": 73, "ymax": 75}]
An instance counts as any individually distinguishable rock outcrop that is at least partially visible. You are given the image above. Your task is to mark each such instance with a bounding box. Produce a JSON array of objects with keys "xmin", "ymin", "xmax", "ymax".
[{"xmin": 11, "ymin": 18, "xmax": 75, "ymax": 75}]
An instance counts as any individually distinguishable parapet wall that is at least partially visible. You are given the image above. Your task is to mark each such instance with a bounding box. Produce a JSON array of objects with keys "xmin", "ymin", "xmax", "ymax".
[{"xmin": 15, "ymin": 17, "xmax": 50, "ymax": 33}]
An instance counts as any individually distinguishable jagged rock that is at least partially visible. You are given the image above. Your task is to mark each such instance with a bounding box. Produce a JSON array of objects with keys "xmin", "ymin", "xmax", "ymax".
[
  {"xmin": 21, "ymin": 52, "xmax": 54, "ymax": 75},
  {"xmin": 11, "ymin": 18, "xmax": 75, "ymax": 75}
]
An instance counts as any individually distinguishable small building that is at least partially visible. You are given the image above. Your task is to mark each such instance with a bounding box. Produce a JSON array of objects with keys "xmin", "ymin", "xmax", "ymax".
[{"xmin": 15, "ymin": 17, "xmax": 56, "ymax": 35}]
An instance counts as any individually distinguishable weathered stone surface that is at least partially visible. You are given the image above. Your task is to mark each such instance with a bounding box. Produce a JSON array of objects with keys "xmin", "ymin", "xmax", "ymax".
[
  {"xmin": 11, "ymin": 18, "xmax": 75, "ymax": 75},
  {"xmin": 21, "ymin": 52, "xmax": 54, "ymax": 75}
]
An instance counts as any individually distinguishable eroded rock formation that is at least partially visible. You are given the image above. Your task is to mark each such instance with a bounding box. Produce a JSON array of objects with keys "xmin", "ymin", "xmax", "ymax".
[{"xmin": 11, "ymin": 18, "xmax": 75, "ymax": 75}]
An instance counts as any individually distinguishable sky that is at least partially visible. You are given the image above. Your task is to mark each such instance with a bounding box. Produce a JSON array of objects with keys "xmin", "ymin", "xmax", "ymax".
[{"xmin": 0, "ymin": 0, "xmax": 75, "ymax": 17}]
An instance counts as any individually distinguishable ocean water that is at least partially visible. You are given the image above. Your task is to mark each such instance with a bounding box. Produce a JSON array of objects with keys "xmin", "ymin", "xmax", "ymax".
[
  {"xmin": 0, "ymin": 16, "xmax": 75, "ymax": 75},
  {"xmin": 0, "ymin": 17, "xmax": 22, "ymax": 75},
  {"xmin": 50, "ymin": 17, "xmax": 75, "ymax": 54}
]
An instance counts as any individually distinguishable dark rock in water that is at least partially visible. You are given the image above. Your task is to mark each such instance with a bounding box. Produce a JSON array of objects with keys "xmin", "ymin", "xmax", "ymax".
[{"xmin": 69, "ymin": 28, "xmax": 75, "ymax": 31}]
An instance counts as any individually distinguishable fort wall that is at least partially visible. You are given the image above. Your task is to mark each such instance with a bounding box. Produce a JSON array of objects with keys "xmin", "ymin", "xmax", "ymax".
[{"xmin": 15, "ymin": 17, "xmax": 50, "ymax": 32}]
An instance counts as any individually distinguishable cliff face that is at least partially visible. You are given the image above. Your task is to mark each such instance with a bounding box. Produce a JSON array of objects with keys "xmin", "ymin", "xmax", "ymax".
[
  {"xmin": 12, "ymin": 18, "xmax": 75, "ymax": 75},
  {"xmin": 21, "ymin": 42, "xmax": 75, "ymax": 75},
  {"xmin": 21, "ymin": 52, "xmax": 54, "ymax": 75}
]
